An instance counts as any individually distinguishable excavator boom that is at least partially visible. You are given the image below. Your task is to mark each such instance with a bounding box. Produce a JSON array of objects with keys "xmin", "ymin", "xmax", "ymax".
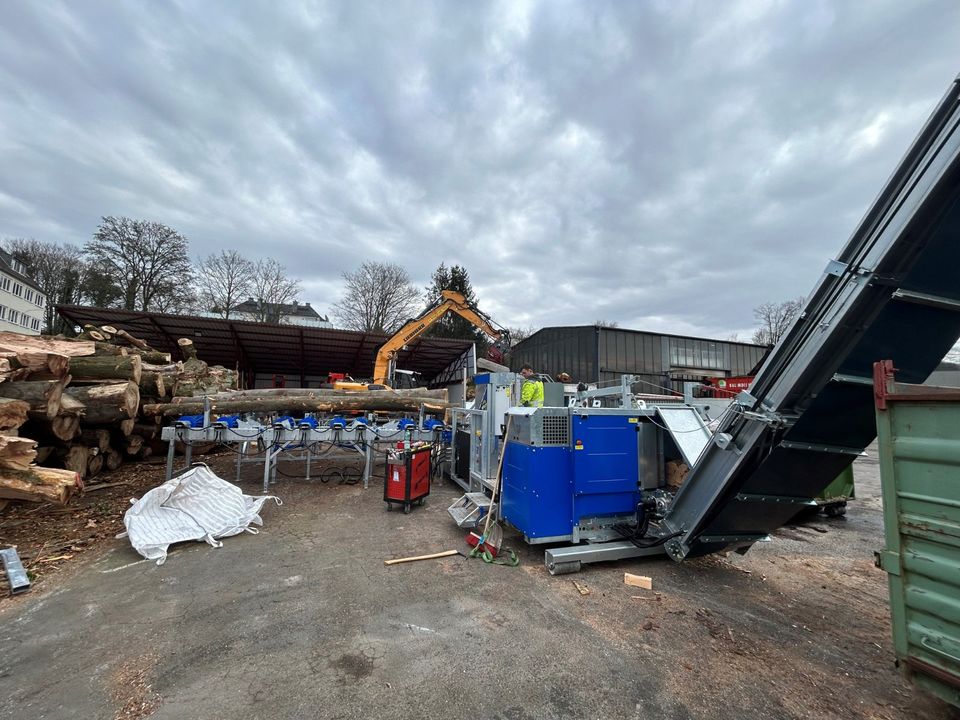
[{"xmin": 372, "ymin": 290, "xmax": 507, "ymax": 387}]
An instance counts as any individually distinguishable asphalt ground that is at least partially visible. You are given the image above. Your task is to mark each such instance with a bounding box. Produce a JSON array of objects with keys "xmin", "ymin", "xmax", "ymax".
[{"xmin": 1, "ymin": 448, "xmax": 956, "ymax": 719}]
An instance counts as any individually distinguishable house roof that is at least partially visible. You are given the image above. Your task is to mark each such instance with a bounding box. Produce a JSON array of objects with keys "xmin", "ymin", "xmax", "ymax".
[
  {"xmin": 232, "ymin": 299, "xmax": 327, "ymax": 320},
  {"xmin": 55, "ymin": 305, "xmax": 473, "ymax": 384},
  {"xmin": 0, "ymin": 250, "xmax": 44, "ymax": 295}
]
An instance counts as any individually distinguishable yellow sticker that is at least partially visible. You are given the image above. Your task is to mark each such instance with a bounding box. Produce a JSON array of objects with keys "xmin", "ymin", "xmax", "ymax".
[
  {"xmin": 574, "ymin": 446, "xmax": 584, "ymax": 450},
  {"xmin": 628, "ymin": 417, "xmax": 639, "ymax": 423}
]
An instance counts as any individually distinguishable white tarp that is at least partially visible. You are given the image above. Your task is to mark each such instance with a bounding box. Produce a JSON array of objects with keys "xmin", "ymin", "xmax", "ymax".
[{"xmin": 121, "ymin": 464, "xmax": 281, "ymax": 565}]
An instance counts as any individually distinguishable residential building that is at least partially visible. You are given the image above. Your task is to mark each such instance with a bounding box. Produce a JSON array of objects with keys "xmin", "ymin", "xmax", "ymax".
[
  {"xmin": 202, "ymin": 299, "xmax": 332, "ymax": 328},
  {"xmin": 0, "ymin": 250, "xmax": 45, "ymax": 335}
]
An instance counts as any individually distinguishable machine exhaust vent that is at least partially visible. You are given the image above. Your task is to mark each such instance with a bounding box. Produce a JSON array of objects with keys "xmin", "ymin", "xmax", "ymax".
[{"xmin": 541, "ymin": 415, "xmax": 569, "ymax": 446}]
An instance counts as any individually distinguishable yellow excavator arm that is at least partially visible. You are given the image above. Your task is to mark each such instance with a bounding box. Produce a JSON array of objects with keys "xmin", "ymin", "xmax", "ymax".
[{"xmin": 372, "ymin": 290, "xmax": 506, "ymax": 387}]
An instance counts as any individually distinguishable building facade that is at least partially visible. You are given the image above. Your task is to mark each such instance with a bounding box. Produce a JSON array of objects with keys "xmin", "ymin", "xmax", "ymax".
[
  {"xmin": 0, "ymin": 250, "xmax": 45, "ymax": 335},
  {"xmin": 510, "ymin": 325, "xmax": 769, "ymax": 394}
]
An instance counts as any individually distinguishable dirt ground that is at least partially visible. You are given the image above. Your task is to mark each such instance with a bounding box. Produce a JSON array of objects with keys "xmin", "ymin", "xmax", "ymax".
[{"xmin": 0, "ymin": 447, "xmax": 957, "ymax": 719}]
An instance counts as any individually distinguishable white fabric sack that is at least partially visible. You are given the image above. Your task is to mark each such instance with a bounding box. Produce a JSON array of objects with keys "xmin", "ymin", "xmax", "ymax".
[{"xmin": 122, "ymin": 464, "xmax": 281, "ymax": 565}]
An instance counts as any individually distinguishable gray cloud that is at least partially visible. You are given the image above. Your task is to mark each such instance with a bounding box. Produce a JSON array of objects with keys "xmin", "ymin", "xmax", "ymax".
[{"xmin": 0, "ymin": 0, "xmax": 957, "ymax": 339}]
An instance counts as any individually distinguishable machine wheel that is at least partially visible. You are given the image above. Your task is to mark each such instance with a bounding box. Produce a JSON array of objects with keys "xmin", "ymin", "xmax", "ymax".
[
  {"xmin": 825, "ymin": 502, "xmax": 848, "ymax": 518},
  {"xmin": 404, "ymin": 504, "xmax": 411, "ymax": 514},
  {"xmin": 418, "ymin": 498, "xmax": 425, "ymax": 506},
  {"xmin": 386, "ymin": 503, "xmax": 392, "ymax": 511},
  {"xmin": 547, "ymin": 560, "xmax": 582, "ymax": 576}
]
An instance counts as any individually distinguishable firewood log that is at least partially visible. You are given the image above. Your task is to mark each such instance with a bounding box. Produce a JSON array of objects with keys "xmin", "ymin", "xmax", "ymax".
[
  {"xmin": 0, "ymin": 465, "xmax": 80, "ymax": 504},
  {"xmin": 64, "ymin": 382, "xmax": 139, "ymax": 424},
  {"xmin": 0, "ymin": 378, "xmax": 68, "ymax": 420}
]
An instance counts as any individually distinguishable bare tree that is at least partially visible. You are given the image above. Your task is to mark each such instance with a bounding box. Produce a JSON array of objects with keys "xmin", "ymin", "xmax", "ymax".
[
  {"xmin": 332, "ymin": 262, "xmax": 421, "ymax": 333},
  {"xmin": 197, "ymin": 250, "xmax": 255, "ymax": 319},
  {"xmin": 249, "ymin": 258, "xmax": 301, "ymax": 323},
  {"xmin": 85, "ymin": 217, "xmax": 194, "ymax": 312},
  {"xmin": 752, "ymin": 297, "xmax": 804, "ymax": 345},
  {"xmin": 4, "ymin": 238, "xmax": 85, "ymax": 334},
  {"xmin": 506, "ymin": 325, "xmax": 539, "ymax": 346},
  {"xmin": 594, "ymin": 319, "xmax": 619, "ymax": 328}
]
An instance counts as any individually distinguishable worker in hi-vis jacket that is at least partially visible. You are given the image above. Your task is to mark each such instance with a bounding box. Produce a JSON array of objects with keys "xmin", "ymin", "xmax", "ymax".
[{"xmin": 519, "ymin": 364, "xmax": 545, "ymax": 407}]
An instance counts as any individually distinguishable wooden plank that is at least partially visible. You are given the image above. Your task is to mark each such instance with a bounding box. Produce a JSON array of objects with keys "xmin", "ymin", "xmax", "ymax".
[
  {"xmin": 624, "ymin": 572, "xmax": 653, "ymax": 590},
  {"xmin": 384, "ymin": 550, "xmax": 459, "ymax": 565}
]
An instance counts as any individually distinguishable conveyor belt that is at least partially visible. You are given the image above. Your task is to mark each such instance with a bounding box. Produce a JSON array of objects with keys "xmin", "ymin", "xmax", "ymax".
[{"xmin": 662, "ymin": 74, "xmax": 960, "ymax": 560}]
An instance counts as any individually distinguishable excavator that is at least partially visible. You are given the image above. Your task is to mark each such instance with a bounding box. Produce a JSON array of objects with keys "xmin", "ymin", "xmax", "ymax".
[{"xmin": 332, "ymin": 290, "xmax": 510, "ymax": 390}]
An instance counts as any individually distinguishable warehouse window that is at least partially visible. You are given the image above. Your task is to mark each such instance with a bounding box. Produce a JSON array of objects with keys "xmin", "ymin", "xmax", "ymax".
[{"xmin": 669, "ymin": 338, "xmax": 724, "ymax": 371}]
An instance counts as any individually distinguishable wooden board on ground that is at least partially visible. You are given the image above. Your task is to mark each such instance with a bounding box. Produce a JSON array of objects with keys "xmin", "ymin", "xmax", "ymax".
[{"xmin": 624, "ymin": 573, "xmax": 653, "ymax": 590}]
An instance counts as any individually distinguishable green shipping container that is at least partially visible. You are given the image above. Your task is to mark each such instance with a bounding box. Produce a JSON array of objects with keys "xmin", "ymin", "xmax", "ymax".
[{"xmin": 875, "ymin": 365, "xmax": 960, "ymax": 707}]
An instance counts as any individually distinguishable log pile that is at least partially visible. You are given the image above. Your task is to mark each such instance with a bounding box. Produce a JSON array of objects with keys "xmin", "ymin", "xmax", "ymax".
[
  {"xmin": 0, "ymin": 328, "xmax": 237, "ymax": 502},
  {"xmin": 0, "ymin": 325, "xmax": 450, "ymax": 505}
]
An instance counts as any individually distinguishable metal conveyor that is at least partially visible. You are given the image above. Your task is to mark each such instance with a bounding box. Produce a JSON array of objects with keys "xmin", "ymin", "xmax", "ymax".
[{"xmin": 661, "ymin": 74, "xmax": 960, "ymax": 560}]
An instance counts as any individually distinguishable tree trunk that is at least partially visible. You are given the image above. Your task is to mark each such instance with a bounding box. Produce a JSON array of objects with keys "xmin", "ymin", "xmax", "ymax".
[
  {"xmin": 58, "ymin": 394, "xmax": 85, "ymax": 416},
  {"xmin": 118, "ymin": 418, "xmax": 136, "ymax": 436},
  {"xmin": 6, "ymin": 352, "xmax": 71, "ymax": 379},
  {"xmin": 124, "ymin": 435, "xmax": 144, "ymax": 455},
  {"xmin": 104, "ymin": 448, "xmax": 123, "ymax": 470},
  {"xmin": 0, "ymin": 332, "xmax": 95, "ymax": 357},
  {"xmin": 80, "ymin": 429, "xmax": 111, "ymax": 452},
  {"xmin": 50, "ymin": 416, "xmax": 80, "ymax": 442},
  {"xmin": 0, "ymin": 435, "xmax": 37, "ymax": 469},
  {"xmin": 143, "ymin": 395, "xmax": 450, "ymax": 417},
  {"xmin": 0, "ymin": 379, "xmax": 68, "ymax": 420},
  {"xmin": 87, "ymin": 453, "xmax": 104, "ymax": 478},
  {"xmin": 139, "ymin": 371, "xmax": 165, "ymax": 398},
  {"xmin": 92, "ymin": 342, "xmax": 128, "ymax": 357},
  {"xmin": 67, "ymin": 355, "xmax": 142, "ymax": 384},
  {"xmin": 165, "ymin": 387, "xmax": 449, "ymax": 403},
  {"xmin": 177, "ymin": 337, "xmax": 198, "ymax": 361},
  {"xmin": 133, "ymin": 421, "xmax": 161, "ymax": 440},
  {"xmin": 0, "ymin": 398, "xmax": 29, "ymax": 433},
  {"xmin": 64, "ymin": 382, "xmax": 139, "ymax": 424},
  {"xmin": 58, "ymin": 445, "xmax": 89, "ymax": 479},
  {"xmin": 113, "ymin": 328, "xmax": 154, "ymax": 352},
  {"xmin": 76, "ymin": 330, "xmax": 106, "ymax": 342},
  {"xmin": 0, "ymin": 465, "xmax": 80, "ymax": 504}
]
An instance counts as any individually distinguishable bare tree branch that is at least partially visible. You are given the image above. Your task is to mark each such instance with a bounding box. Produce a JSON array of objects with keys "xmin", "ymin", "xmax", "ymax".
[
  {"xmin": 84, "ymin": 217, "xmax": 194, "ymax": 313},
  {"xmin": 752, "ymin": 297, "xmax": 804, "ymax": 345},
  {"xmin": 332, "ymin": 262, "xmax": 420, "ymax": 333},
  {"xmin": 198, "ymin": 250, "xmax": 255, "ymax": 319}
]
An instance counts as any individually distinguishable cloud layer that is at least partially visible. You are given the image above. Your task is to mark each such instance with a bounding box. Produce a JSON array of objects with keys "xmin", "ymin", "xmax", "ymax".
[{"xmin": 1, "ymin": 0, "xmax": 958, "ymax": 338}]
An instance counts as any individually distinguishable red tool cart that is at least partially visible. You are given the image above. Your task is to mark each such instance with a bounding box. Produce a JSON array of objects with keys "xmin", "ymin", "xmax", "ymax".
[{"xmin": 384, "ymin": 445, "xmax": 432, "ymax": 514}]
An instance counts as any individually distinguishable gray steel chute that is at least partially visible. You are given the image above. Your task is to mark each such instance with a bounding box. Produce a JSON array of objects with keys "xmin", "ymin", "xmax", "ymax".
[{"xmin": 662, "ymin": 75, "xmax": 960, "ymax": 560}]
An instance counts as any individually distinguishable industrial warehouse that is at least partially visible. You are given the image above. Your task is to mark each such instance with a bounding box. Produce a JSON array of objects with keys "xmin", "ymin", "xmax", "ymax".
[{"xmin": 3, "ymin": 7, "xmax": 960, "ymax": 720}]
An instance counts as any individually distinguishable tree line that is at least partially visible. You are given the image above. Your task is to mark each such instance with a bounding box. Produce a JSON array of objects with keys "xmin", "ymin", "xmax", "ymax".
[
  {"xmin": 331, "ymin": 260, "xmax": 533, "ymax": 349},
  {"xmin": 4, "ymin": 216, "xmax": 301, "ymax": 334}
]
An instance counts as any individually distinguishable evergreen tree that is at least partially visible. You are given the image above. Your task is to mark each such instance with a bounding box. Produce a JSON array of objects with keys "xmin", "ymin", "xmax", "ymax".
[{"xmin": 423, "ymin": 263, "xmax": 489, "ymax": 352}]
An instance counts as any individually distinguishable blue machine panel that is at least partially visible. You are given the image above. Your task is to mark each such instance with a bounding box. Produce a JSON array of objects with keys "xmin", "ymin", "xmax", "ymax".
[
  {"xmin": 571, "ymin": 414, "xmax": 640, "ymax": 518},
  {"xmin": 501, "ymin": 444, "xmax": 572, "ymax": 540}
]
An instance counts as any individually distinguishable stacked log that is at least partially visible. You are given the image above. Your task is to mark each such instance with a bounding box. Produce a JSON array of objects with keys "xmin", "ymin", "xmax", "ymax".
[
  {"xmin": 0, "ymin": 435, "xmax": 81, "ymax": 504},
  {"xmin": 0, "ymin": 327, "xmax": 235, "ymax": 495}
]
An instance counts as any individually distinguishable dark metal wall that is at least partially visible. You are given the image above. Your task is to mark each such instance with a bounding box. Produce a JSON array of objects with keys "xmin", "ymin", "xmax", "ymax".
[
  {"xmin": 510, "ymin": 326, "xmax": 598, "ymax": 382},
  {"xmin": 511, "ymin": 325, "xmax": 768, "ymax": 392}
]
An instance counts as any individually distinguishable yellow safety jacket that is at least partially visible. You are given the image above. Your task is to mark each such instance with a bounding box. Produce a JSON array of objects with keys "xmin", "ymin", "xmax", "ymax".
[{"xmin": 521, "ymin": 378, "xmax": 545, "ymax": 407}]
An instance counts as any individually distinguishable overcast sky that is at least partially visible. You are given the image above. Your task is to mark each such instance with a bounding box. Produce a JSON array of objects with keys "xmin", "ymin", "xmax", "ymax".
[{"xmin": 0, "ymin": 1, "xmax": 958, "ymax": 339}]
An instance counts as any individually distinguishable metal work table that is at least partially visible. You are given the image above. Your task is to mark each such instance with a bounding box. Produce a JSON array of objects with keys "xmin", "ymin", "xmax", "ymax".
[{"xmin": 161, "ymin": 419, "xmax": 447, "ymax": 492}]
